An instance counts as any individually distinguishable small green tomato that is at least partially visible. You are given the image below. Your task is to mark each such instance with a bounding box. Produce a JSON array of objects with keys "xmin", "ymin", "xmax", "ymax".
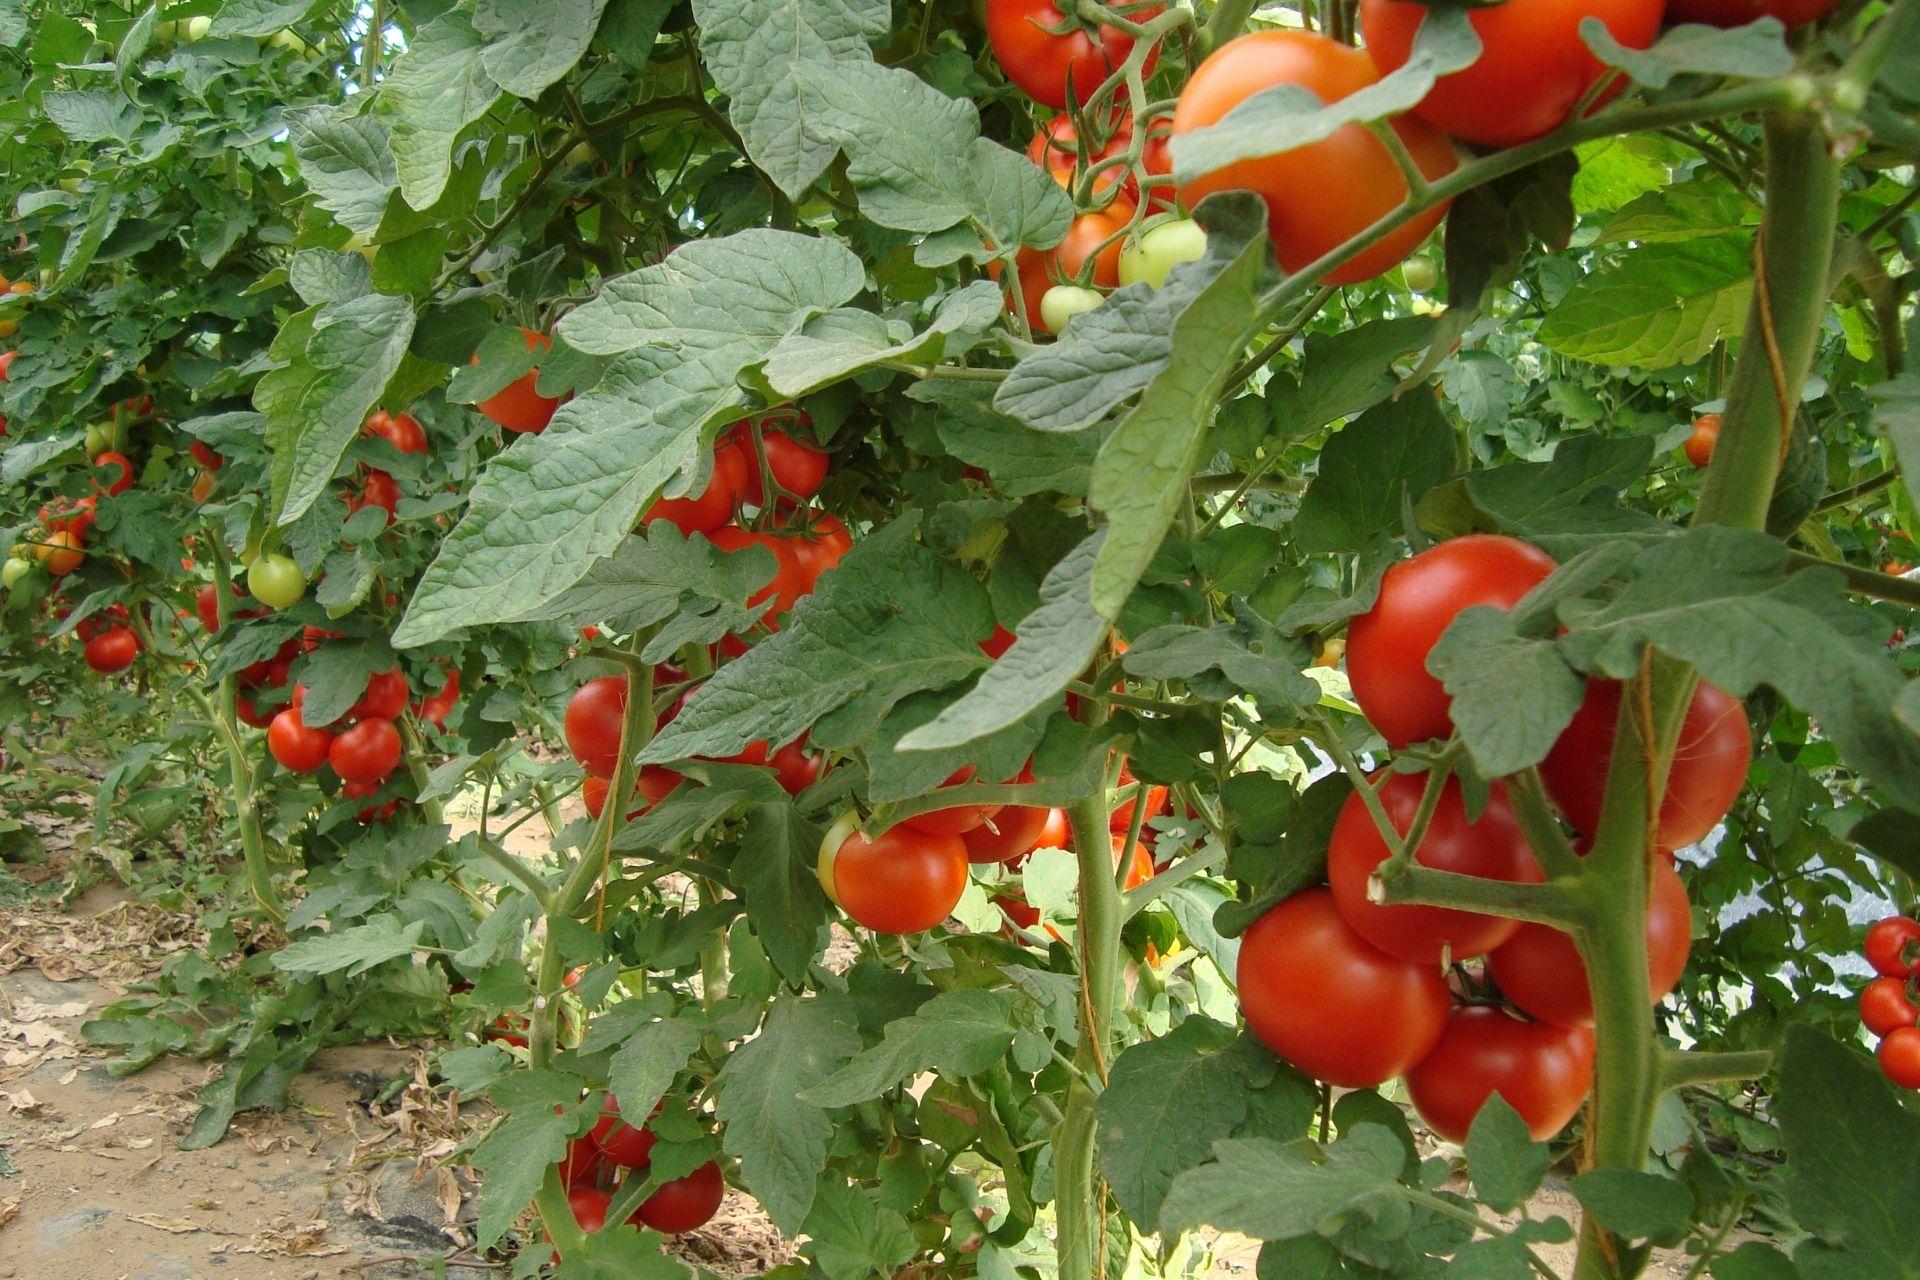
[
  {"xmin": 1, "ymin": 556, "xmax": 31, "ymax": 589},
  {"xmin": 1117, "ymin": 218, "xmax": 1208, "ymax": 290},
  {"xmin": 1039, "ymin": 284, "xmax": 1104, "ymax": 336},
  {"xmin": 1402, "ymin": 255, "xmax": 1439, "ymax": 293},
  {"xmin": 247, "ymin": 553, "xmax": 307, "ymax": 609}
]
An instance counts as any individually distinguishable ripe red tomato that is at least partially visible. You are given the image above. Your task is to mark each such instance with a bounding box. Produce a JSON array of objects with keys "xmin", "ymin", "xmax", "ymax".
[
  {"xmin": 1171, "ymin": 31, "xmax": 1455, "ymax": 285},
  {"xmin": 769, "ymin": 738, "xmax": 821, "ymax": 795},
  {"xmin": 1879, "ymin": 1026, "xmax": 1920, "ymax": 1089},
  {"xmin": 329, "ymin": 716, "xmax": 402, "ymax": 783},
  {"xmin": 416, "ymin": 667, "xmax": 461, "ymax": 730},
  {"xmin": 235, "ymin": 691, "xmax": 276, "ymax": 728},
  {"xmin": 961, "ymin": 802, "xmax": 1055, "ymax": 864},
  {"xmin": 646, "ymin": 440, "xmax": 749, "ymax": 536},
  {"xmin": 1346, "ymin": 534, "xmax": 1557, "ymax": 748},
  {"xmin": 350, "ymin": 468, "xmax": 401, "ymax": 522},
  {"xmin": 1540, "ymin": 679, "xmax": 1750, "ymax": 851},
  {"xmin": 1487, "ymin": 854, "xmax": 1692, "ymax": 1027},
  {"xmin": 708, "ymin": 525, "xmax": 811, "ymax": 616},
  {"xmin": 188, "ymin": 441, "xmax": 224, "ymax": 471},
  {"xmin": 980, "ymin": 624, "xmax": 1017, "ymax": 659},
  {"xmin": 1110, "ymin": 765, "xmax": 1168, "ymax": 834},
  {"xmin": 566, "ymin": 1185, "xmax": 611, "ymax": 1234},
  {"xmin": 1664, "ymin": 0, "xmax": 1837, "ymax": 26},
  {"xmin": 901, "ymin": 766, "xmax": 1002, "ymax": 836},
  {"xmin": 93, "ymin": 450, "xmax": 134, "ymax": 495},
  {"xmin": 582, "ymin": 766, "xmax": 682, "ymax": 819},
  {"xmin": 1684, "ymin": 413, "xmax": 1720, "ymax": 468},
  {"xmin": 818, "ymin": 819, "xmax": 970, "ymax": 934},
  {"xmin": 1865, "ymin": 916, "xmax": 1920, "ymax": 978},
  {"xmin": 347, "ymin": 669, "xmax": 410, "ymax": 721},
  {"xmin": 474, "ymin": 328, "xmax": 560, "ymax": 433},
  {"xmin": 985, "ymin": 0, "xmax": 1160, "ymax": 109},
  {"xmin": 1861, "ymin": 976, "xmax": 1920, "ymax": 1037},
  {"xmin": 786, "ymin": 511, "xmax": 852, "ymax": 586},
  {"xmin": 269, "ymin": 708, "xmax": 335, "ymax": 773},
  {"xmin": 565, "ymin": 675, "xmax": 628, "ymax": 778},
  {"xmin": 560, "ymin": 1136, "xmax": 604, "ymax": 1189},
  {"xmin": 342, "ymin": 777, "xmax": 397, "ymax": 823},
  {"xmin": 1360, "ymin": 0, "xmax": 1662, "ymax": 148},
  {"xmin": 1405, "ymin": 1006, "xmax": 1596, "ymax": 1142},
  {"xmin": 631, "ymin": 1160, "xmax": 724, "ymax": 1234},
  {"xmin": 1328, "ymin": 775, "xmax": 1540, "ymax": 963},
  {"xmin": 596, "ymin": 1113, "xmax": 658, "ymax": 1168},
  {"xmin": 1236, "ymin": 888, "xmax": 1450, "ymax": 1087},
  {"xmin": 82, "ymin": 626, "xmax": 139, "ymax": 673},
  {"xmin": 735, "ymin": 427, "xmax": 829, "ymax": 506},
  {"xmin": 1026, "ymin": 110, "xmax": 1140, "ymax": 201},
  {"xmin": 365, "ymin": 408, "xmax": 429, "ymax": 454},
  {"xmin": 1113, "ymin": 833, "xmax": 1153, "ymax": 890},
  {"xmin": 997, "ymin": 201, "xmax": 1134, "ymax": 330}
]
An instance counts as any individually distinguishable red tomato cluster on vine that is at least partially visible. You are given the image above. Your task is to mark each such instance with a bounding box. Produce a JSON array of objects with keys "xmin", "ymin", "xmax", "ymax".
[
  {"xmin": 548, "ymin": 1095, "xmax": 726, "ymax": 1241},
  {"xmin": 1861, "ymin": 915, "xmax": 1920, "ymax": 1089}
]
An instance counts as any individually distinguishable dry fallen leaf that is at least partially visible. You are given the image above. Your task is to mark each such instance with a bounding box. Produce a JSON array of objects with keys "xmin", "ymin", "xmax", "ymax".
[{"xmin": 127, "ymin": 1212, "xmax": 206, "ymax": 1234}]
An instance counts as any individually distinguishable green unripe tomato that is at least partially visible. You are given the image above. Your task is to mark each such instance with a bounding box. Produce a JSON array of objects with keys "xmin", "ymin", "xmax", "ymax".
[
  {"xmin": 1039, "ymin": 284, "xmax": 1104, "ymax": 336},
  {"xmin": 1, "ymin": 556, "xmax": 31, "ymax": 589},
  {"xmin": 85, "ymin": 419, "xmax": 125, "ymax": 457},
  {"xmin": 247, "ymin": 553, "xmax": 307, "ymax": 609},
  {"xmin": 816, "ymin": 811, "xmax": 861, "ymax": 908},
  {"xmin": 1118, "ymin": 219, "xmax": 1208, "ymax": 290},
  {"xmin": 183, "ymin": 14, "xmax": 212, "ymax": 40},
  {"xmin": 265, "ymin": 27, "xmax": 317, "ymax": 56},
  {"xmin": 563, "ymin": 142, "xmax": 597, "ymax": 167},
  {"xmin": 342, "ymin": 231, "xmax": 378, "ymax": 264},
  {"xmin": 1402, "ymin": 254, "xmax": 1439, "ymax": 293}
]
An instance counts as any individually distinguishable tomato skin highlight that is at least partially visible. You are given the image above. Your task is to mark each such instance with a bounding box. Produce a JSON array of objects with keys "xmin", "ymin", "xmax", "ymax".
[
  {"xmin": 1360, "ymin": 0, "xmax": 1662, "ymax": 148},
  {"xmin": 1171, "ymin": 31, "xmax": 1456, "ymax": 285},
  {"xmin": 565, "ymin": 675, "xmax": 629, "ymax": 778},
  {"xmin": 1487, "ymin": 854, "xmax": 1692, "ymax": 1028},
  {"xmin": 82, "ymin": 627, "xmax": 140, "ymax": 673},
  {"xmin": 329, "ymin": 716, "xmax": 403, "ymax": 783},
  {"xmin": 1540, "ymin": 678, "xmax": 1751, "ymax": 851},
  {"xmin": 1236, "ymin": 888, "xmax": 1451, "ymax": 1087},
  {"xmin": 349, "ymin": 669, "xmax": 410, "ymax": 721},
  {"xmin": 631, "ymin": 1159, "xmax": 724, "ymax": 1233},
  {"xmin": 1878, "ymin": 1026, "xmax": 1920, "ymax": 1089},
  {"xmin": 1865, "ymin": 916, "xmax": 1920, "ymax": 978},
  {"xmin": 1861, "ymin": 976, "xmax": 1920, "ymax": 1037},
  {"xmin": 821, "ymin": 822, "xmax": 970, "ymax": 935},
  {"xmin": 1346, "ymin": 534, "xmax": 1557, "ymax": 748},
  {"xmin": 268, "ymin": 708, "xmax": 334, "ymax": 773},
  {"xmin": 1327, "ymin": 775, "xmax": 1540, "ymax": 963},
  {"xmin": 985, "ymin": 0, "xmax": 1160, "ymax": 110},
  {"xmin": 1405, "ymin": 1006, "xmax": 1597, "ymax": 1142},
  {"xmin": 962, "ymin": 802, "xmax": 1055, "ymax": 864},
  {"xmin": 474, "ymin": 328, "xmax": 560, "ymax": 434}
]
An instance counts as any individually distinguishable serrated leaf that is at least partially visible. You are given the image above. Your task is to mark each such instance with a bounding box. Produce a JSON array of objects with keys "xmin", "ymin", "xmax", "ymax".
[
  {"xmin": 471, "ymin": 1103, "xmax": 576, "ymax": 1248},
  {"xmin": 377, "ymin": 13, "xmax": 502, "ymax": 211},
  {"xmin": 1464, "ymin": 1096, "xmax": 1552, "ymax": 1214},
  {"xmin": 272, "ymin": 915, "xmax": 425, "ymax": 976},
  {"xmin": 1583, "ymin": 15, "xmax": 1794, "ymax": 89},
  {"xmin": 532, "ymin": 525, "xmax": 774, "ymax": 651},
  {"xmin": 1430, "ymin": 605, "xmax": 1587, "ymax": 776},
  {"xmin": 43, "ymin": 90, "xmax": 140, "ymax": 143},
  {"xmin": 1595, "ymin": 175, "xmax": 1757, "ymax": 245},
  {"xmin": 802, "ymin": 1180, "xmax": 918, "ymax": 1279},
  {"xmin": 1268, "ymin": 315, "xmax": 1442, "ymax": 435},
  {"xmin": 733, "ymin": 803, "xmax": 830, "ymax": 981},
  {"xmin": 761, "ymin": 283, "xmax": 1002, "ymax": 398},
  {"xmin": 639, "ymin": 518, "xmax": 992, "ymax": 761},
  {"xmin": 802, "ymin": 990, "xmax": 1018, "ymax": 1108},
  {"xmin": 897, "ymin": 530, "xmax": 1104, "ymax": 752},
  {"xmin": 211, "ymin": 0, "xmax": 325, "ymax": 37},
  {"xmin": 693, "ymin": 0, "xmax": 891, "ymax": 197},
  {"xmin": 916, "ymin": 378, "xmax": 1103, "ymax": 498},
  {"xmin": 397, "ymin": 231, "xmax": 862, "ymax": 646},
  {"xmin": 289, "ymin": 109, "xmax": 399, "ymax": 236},
  {"xmin": 1170, "ymin": 9, "xmax": 1480, "ymax": 183},
  {"xmin": 1295, "ymin": 391, "xmax": 1454, "ymax": 555},
  {"xmin": 1569, "ymin": 1169, "xmax": 1693, "ymax": 1246},
  {"xmin": 609, "ymin": 1017, "xmax": 704, "ymax": 1128},
  {"xmin": 473, "ymin": 0, "xmax": 610, "ymax": 98},
  {"xmin": 1159, "ymin": 1126, "xmax": 1407, "ymax": 1239},
  {"xmin": 1122, "ymin": 617, "xmax": 1319, "ymax": 711},
  {"xmin": 1869, "ymin": 375, "xmax": 1920, "ymax": 512},
  {"xmin": 716, "ymin": 995, "xmax": 862, "ymax": 1235},
  {"xmin": 1538, "ymin": 239, "xmax": 1751, "ymax": 368}
]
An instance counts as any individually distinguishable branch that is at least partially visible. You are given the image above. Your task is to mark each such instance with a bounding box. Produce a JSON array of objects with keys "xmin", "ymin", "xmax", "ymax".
[
  {"xmin": 1374, "ymin": 861, "xmax": 1588, "ymax": 928},
  {"xmin": 1659, "ymin": 1047, "xmax": 1773, "ymax": 1090}
]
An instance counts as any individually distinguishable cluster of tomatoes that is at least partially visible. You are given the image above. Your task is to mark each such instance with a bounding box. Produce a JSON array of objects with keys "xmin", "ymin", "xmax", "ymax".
[
  {"xmin": 343, "ymin": 408, "xmax": 430, "ymax": 521},
  {"xmin": 553, "ymin": 1096, "xmax": 726, "ymax": 1240},
  {"xmin": 1860, "ymin": 914, "xmax": 1920, "ymax": 1089},
  {"xmin": 1, "ymin": 356, "xmax": 148, "ymax": 587},
  {"xmin": 1238, "ymin": 534, "xmax": 1749, "ymax": 1141},
  {"xmin": 986, "ymin": 0, "xmax": 1836, "ymax": 335}
]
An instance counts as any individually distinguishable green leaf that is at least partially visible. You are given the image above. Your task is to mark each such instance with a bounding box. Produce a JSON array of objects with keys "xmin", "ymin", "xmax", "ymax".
[
  {"xmin": 916, "ymin": 378, "xmax": 1104, "ymax": 498},
  {"xmin": 762, "ymin": 283, "xmax": 1001, "ymax": 399},
  {"xmin": 1596, "ymin": 175, "xmax": 1757, "ymax": 245},
  {"xmin": 43, "ymin": 90, "xmax": 141, "ymax": 144},
  {"xmin": 1557, "ymin": 527, "xmax": 1920, "ymax": 812},
  {"xmin": 272, "ymin": 915, "xmax": 425, "ymax": 977},
  {"xmin": 1443, "ymin": 153, "xmax": 1580, "ymax": 308},
  {"xmin": 640, "ymin": 518, "xmax": 992, "ymax": 762},
  {"xmin": 996, "ymin": 193, "xmax": 1271, "ymax": 436},
  {"xmin": 1097, "ymin": 1018, "xmax": 1275, "ymax": 1226},
  {"xmin": 397, "ymin": 230, "xmax": 862, "ymax": 646},
  {"xmin": 1295, "ymin": 392, "xmax": 1455, "ymax": 555},
  {"xmin": 1430, "ymin": 604, "xmax": 1587, "ymax": 777},
  {"xmin": 1464, "ymin": 1096, "xmax": 1552, "ymax": 1214},
  {"xmin": 802, "ymin": 1180, "xmax": 918, "ymax": 1280},
  {"xmin": 1122, "ymin": 616, "xmax": 1320, "ymax": 712},
  {"xmin": 1710, "ymin": 1243, "xmax": 1804, "ymax": 1280},
  {"xmin": 211, "ymin": 0, "xmax": 327, "ymax": 38},
  {"xmin": 1843, "ymin": 807, "xmax": 1920, "ymax": 883},
  {"xmin": 609, "ymin": 1016, "xmax": 704, "ymax": 1129},
  {"xmin": 530, "ymin": 524, "xmax": 775, "ymax": 652},
  {"xmin": 1775, "ymin": 1026, "xmax": 1920, "ymax": 1277},
  {"xmin": 693, "ymin": 0, "xmax": 891, "ymax": 197},
  {"xmin": 733, "ymin": 803, "xmax": 831, "ymax": 982},
  {"xmin": 897, "ymin": 530, "xmax": 1105, "ymax": 752},
  {"xmin": 715, "ymin": 995, "xmax": 863, "ymax": 1235},
  {"xmin": 1267, "ymin": 315, "xmax": 1442, "ymax": 436},
  {"xmin": 1538, "ymin": 238, "xmax": 1751, "ymax": 368},
  {"xmin": 1869, "ymin": 375, "xmax": 1920, "ymax": 512},
  {"xmin": 1159, "ymin": 1126, "xmax": 1407, "ymax": 1239},
  {"xmin": 289, "ymin": 109, "xmax": 399, "ymax": 236},
  {"xmin": 1568, "ymin": 1169, "xmax": 1693, "ymax": 1246},
  {"xmin": 801, "ymin": 989, "xmax": 1018, "ymax": 1108},
  {"xmin": 1464, "ymin": 435, "xmax": 1657, "ymax": 537},
  {"xmin": 474, "ymin": 0, "xmax": 610, "ymax": 98},
  {"xmin": 376, "ymin": 13, "xmax": 503, "ymax": 211},
  {"xmin": 258, "ymin": 292, "xmax": 416, "ymax": 524},
  {"xmin": 1583, "ymin": 15, "xmax": 1795, "ymax": 88},
  {"xmin": 1169, "ymin": 9, "xmax": 1480, "ymax": 183},
  {"xmin": 1090, "ymin": 200, "xmax": 1275, "ymax": 615},
  {"xmin": 115, "ymin": 5, "xmax": 157, "ymax": 88},
  {"xmin": 471, "ymin": 1102, "xmax": 576, "ymax": 1248}
]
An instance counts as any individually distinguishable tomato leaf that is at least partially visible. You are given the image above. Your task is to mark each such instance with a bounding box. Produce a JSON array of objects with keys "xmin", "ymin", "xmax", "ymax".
[
  {"xmin": 761, "ymin": 283, "xmax": 1001, "ymax": 399},
  {"xmin": 210, "ymin": 0, "xmax": 330, "ymax": 38},
  {"xmin": 1569, "ymin": 1169, "xmax": 1693, "ymax": 1247},
  {"xmin": 801, "ymin": 989, "xmax": 1019, "ymax": 1109},
  {"xmin": 531, "ymin": 525, "xmax": 776, "ymax": 655},
  {"xmin": 288, "ymin": 108, "xmax": 398, "ymax": 236},
  {"xmin": 1295, "ymin": 392, "xmax": 1456, "ymax": 555},
  {"xmin": 373, "ymin": 13, "xmax": 502, "ymax": 211},
  {"xmin": 470, "ymin": 1087, "xmax": 585, "ymax": 1248},
  {"xmin": 715, "ymin": 994, "xmax": 863, "ymax": 1235},
  {"xmin": 916, "ymin": 379, "xmax": 1104, "ymax": 498},
  {"xmin": 1464, "ymin": 1095, "xmax": 1551, "ymax": 1214},
  {"xmin": 1537, "ymin": 238, "xmax": 1752, "ymax": 369},
  {"xmin": 473, "ymin": 0, "xmax": 610, "ymax": 100},
  {"xmin": 608, "ymin": 1016, "xmax": 704, "ymax": 1134},
  {"xmin": 801, "ymin": 1180, "xmax": 918, "ymax": 1279},
  {"xmin": 1122, "ymin": 617, "xmax": 1320, "ymax": 711},
  {"xmin": 1581, "ymin": 15, "xmax": 1794, "ymax": 89},
  {"xmin": 272, "ymin": 914, "xmax": 426, "ymax": 977},
  {"xmin": 733, "ymin": 802, "xmax": 831, "ymax": 982},
  {"xmin": 1158, "ymin": 1124, "xmax": 1408, "ymax": 1239}
]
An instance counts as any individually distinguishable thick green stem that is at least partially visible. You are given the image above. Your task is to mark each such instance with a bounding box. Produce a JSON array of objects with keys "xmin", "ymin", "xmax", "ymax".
[
  {"xmin": 203, "ymin": 538, "xmax": 285, "ymax": 924},
  {"xmin": 1197, "ymin": 0, "xmax": 1261, "ymax": 57},
  {"xmin": 1693, "ymin": 112, "xmax": 1841, "ymax": 531},
  {"xmin": 1054, "ymin": 790, "xmax": 1122, "ymax": 1280},
  {"xmin": 1659, "ymin": 1047, "xmax": 1773, "ymax": 1090}
]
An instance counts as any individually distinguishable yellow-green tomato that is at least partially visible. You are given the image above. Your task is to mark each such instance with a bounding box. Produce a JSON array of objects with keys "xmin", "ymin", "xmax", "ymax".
[
  {"xmin": 1402, "ymin": 254, "xmax": 1439, "ymax": 293},
  {"xmin": 84, "ymin": 419, "xmax": 124, "ymax": 457},
  {"xmin": 342, "ymin": 231, "xmax": 377, "ymax": 264},
  {"xmin": 266, "ymin": 27, "xmax": 317, "ymax": 56},
  {"xmin": 816, "ymin": 811, "xmax": 861, "ymax": 908},
  {"xmin": 1118, "ymin": 219, "xmax": 1208, "ymax": 290},
  {"xmin": 184, "ymin": 15, "xmax": 212, "ymax": 39},
  {"xmin": 1, "ymin": 556, "xmax": 31, "ymax": 589},
  {"xmin": 247, "ymin": 553, "xmax": 306, "ymax": 609},
  {"xmin": 1039, "ymin": 284, "xmax": 1104, "ymax": 336}
]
